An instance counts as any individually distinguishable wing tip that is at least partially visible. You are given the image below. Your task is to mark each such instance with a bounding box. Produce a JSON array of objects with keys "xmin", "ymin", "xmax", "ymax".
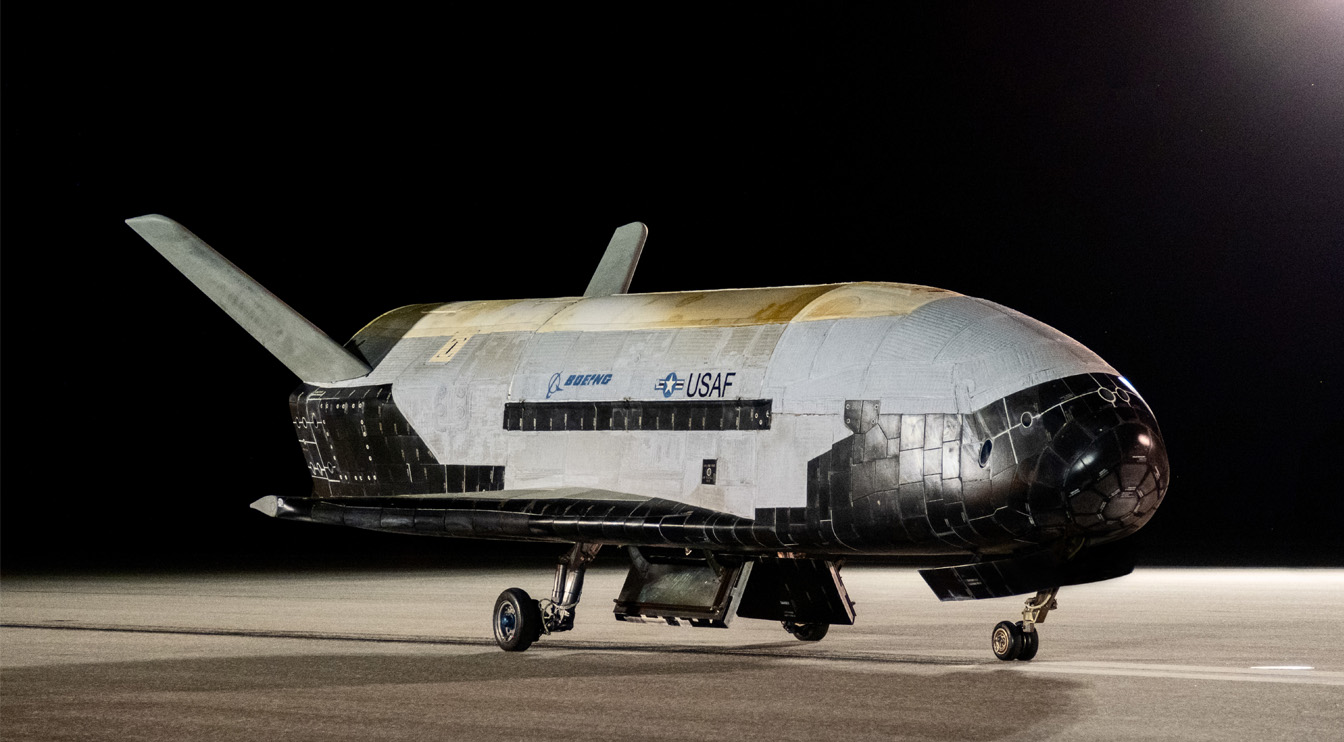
[{"xmin": 250, "ymin": 496, "xmax": 280, "ymax": 518}]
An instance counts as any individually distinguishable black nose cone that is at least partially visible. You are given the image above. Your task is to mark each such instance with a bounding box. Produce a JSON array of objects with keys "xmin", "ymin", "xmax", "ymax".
[
  {"xmin": 1031, "ymin": 381, "xmax": 1169, "ymax": 541},
  {"xmin": 1064, "ymin": 413, "xmax": 1167, "ymax": 534}
]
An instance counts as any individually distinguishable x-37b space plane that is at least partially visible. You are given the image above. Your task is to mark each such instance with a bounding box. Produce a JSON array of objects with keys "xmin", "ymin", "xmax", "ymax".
[{"xmin": 128, "ymin": 215, "xmax": 1169, "ymax": 660}]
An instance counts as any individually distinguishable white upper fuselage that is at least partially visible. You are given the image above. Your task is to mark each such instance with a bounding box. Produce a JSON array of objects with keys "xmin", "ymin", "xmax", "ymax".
[{"xmin": 324, "ymin": 282, "xmax": 1115, "ymax": 518}]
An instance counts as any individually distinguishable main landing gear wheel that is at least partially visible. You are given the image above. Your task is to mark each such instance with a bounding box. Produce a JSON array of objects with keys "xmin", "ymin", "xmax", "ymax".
[
  {"xmin": 493, "ymin": 588, "xmax": 543, "ymax": 652},
  {"xmin": 783, "ymin": 621, "xmax": 829, "ymax": 642},
  {"xmin": 991, "ymin": 620, "xmax": 1023, "ymax": 661}
]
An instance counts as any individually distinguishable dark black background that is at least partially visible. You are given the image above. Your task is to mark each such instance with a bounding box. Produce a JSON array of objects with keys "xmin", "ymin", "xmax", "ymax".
[{"xmin": 4, "ymin": 4, "xmax": 1342, "ymax": 570}]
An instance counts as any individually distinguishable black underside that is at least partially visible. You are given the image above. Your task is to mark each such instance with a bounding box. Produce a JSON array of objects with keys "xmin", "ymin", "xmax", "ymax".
[
  {"xmin": 274, "ymin": 494, "xmax": 877, "ymax": 553},
  {"xmin": 919, "ymin": 537, "xmax": 1139, "ymax": 600}
]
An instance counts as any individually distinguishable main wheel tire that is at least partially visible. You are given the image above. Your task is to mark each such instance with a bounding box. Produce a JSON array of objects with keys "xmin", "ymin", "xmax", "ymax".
[
  {"xmin": 991, "ymin": 620, "xmax": 1023, "ymax": 661},
  {"xmin": 493, "ymin": 588, "xmax": 543, "ymax": 652},
  {"xmin": 1016, "ymin": 623, "xmax": 1039, "ymax": 661},
  {"xmin": 784, "ymin": 622, "xmax": 830, "ymax": 642}
]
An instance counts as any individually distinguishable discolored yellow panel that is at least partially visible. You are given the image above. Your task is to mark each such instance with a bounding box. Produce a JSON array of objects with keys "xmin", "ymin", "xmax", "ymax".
[
  {"xmin": 402, "ymin": 298, "xmax": 579, "ymax": 338},
  {"xmin": 539, "ymin": 282, "xmax": 957, "ymax": 332},
  {"xmin": 539, "ymin": 285, "xmax": 838, "ymax": 333},
  {"xmin": 792, "ymin": 282, "xmax": 955, "ymax": 322},
  {"xmin": 393, "ymin": 283, "xmax": 958, "ymax": 339}
]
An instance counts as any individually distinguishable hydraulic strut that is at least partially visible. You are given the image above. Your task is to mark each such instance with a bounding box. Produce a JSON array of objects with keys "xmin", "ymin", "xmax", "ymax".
[
  {"xmin": 1020, "ymin": 587, "xmax": 1059, "ymax": 633},
  {"xmin": 541, "ymin": 542, "xmax": 602, "ymax": 633}
]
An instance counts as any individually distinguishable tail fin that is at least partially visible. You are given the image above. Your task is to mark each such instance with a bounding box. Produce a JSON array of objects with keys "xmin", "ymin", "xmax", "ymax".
[
  {"xmin": 126, "ymin": 214, "xmax": 372, "ymax": 383},
  {"xmin": 583, "ymin": 222, "xmax": 648, "ymax": 298}
]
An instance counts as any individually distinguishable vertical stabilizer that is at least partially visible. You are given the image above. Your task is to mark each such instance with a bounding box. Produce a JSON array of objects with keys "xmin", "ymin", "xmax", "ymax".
[
  {"xmin": 126, "ymin": 214, "xmax": 372, "ymax": 383},
  {"xmin": 583, "ymin": 222, "xmax": 648, "ymax": 298}
]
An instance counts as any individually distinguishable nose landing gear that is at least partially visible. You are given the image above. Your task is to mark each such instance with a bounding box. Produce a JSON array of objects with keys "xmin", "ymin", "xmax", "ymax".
[{"xmin": 991, "ymin": 587, "xmax": 1058, "ymax": 661}]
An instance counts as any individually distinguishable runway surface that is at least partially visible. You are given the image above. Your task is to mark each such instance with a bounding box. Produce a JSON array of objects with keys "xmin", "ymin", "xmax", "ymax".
[{"xmin": 3, "ymin": 565, "xmax": 1341, "ymax": 741}]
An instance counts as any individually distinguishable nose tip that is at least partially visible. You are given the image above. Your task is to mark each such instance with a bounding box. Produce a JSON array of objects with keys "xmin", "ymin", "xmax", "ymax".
[{"xmin": 1060, "ymin": 409, "xmax": 1169, "ymax": 537}]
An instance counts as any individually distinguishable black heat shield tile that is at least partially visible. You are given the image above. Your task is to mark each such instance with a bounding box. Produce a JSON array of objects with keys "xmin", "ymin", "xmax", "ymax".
[{"xmin": 919, "ymin": 538, "xmax": 1139, "ymax": 601}]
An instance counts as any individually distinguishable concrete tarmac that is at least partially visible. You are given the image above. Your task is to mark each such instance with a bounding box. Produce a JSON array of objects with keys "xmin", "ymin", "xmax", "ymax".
[{"xmin": 3, "ymin": 566, "xmax": 1341, "ymax": 741}]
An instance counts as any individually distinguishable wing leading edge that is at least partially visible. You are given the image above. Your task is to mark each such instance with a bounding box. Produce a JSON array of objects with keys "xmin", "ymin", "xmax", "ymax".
[
  {"xmin": 249, "ymin": 488, "xmax": 761, "ymax": 546},
  {"xmin": 126, "ymin": 214, "xmax": 372, "ymax": 383}
]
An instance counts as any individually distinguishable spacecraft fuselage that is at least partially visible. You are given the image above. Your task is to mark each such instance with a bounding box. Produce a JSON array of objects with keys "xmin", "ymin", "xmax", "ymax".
[
  {"xmin": 126, "ymin": 214, "xmax": 1169, "ymax": 655},
  {"xmin": 281, "ymin": 283, "xmax": 1167, "ymax": 561}
]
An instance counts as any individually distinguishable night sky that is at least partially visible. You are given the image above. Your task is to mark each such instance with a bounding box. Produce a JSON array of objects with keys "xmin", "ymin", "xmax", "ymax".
[{"xmin": 4, "ymin": 4, "xmax": 1342, "ymax": 569}]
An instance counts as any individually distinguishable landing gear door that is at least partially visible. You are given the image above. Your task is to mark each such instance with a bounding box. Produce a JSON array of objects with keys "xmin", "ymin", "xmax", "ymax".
[
  {"xmin": 735, "ymin": 556, "xmax": 857, "ymax": 625},
  {"xmin": 613, "ymin": 547, "xmax": 753, "ymax": 627}
]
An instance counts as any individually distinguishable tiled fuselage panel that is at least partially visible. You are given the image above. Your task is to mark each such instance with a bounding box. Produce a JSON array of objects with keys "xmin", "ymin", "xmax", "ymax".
[
  {"xmin": 793, "ymin": 373, "xmax": 1168, "ymax": 554},
  {"xmin": 285, "ymin": 374, "xmax": 1165, "ymax": 556},
  {"xmin": 290, "ymin": 384, "xmax": 504, "ymax": 498}
]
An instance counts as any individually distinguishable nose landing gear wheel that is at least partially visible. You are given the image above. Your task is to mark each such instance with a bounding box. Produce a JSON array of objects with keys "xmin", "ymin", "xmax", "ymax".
[
  {"xmin": 991, "ymin": 620, "xmax": 1040, "ymax": 661},
  {"xmin": 991, "ymin": 586, "xmax": 1057, "ymax": 661},
  {"xmin": 494, "ymin": 588, "xmax": 543, "ymax": 652},
  {"xmin": 1017, "ymin": 624, "xmax": 1039, "ymax": 661},
  {"xmin": 991, "ymin": 620, "xmax": 1023, "ymax": 661}
]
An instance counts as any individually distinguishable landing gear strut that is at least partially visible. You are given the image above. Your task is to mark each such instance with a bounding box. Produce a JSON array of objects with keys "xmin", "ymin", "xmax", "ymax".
[
  {"xmin": 991, "ymin": 587, "xmax": 1058, "ymax": 661},
  {"xmin": 492, "ymin": 543, "xmax": 601, "ymax": 652}
]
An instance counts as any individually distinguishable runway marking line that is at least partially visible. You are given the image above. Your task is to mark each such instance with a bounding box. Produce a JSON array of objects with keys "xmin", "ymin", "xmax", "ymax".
[{"xmin": 1012, "ymin": 661, "xmax": 1344, "ymax": 685}]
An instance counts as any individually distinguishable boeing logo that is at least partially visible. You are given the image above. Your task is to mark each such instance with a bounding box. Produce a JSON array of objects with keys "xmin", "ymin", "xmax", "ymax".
[{"xmin": 549, "ymin": 372, "xmax": 613, "ymax": 399}]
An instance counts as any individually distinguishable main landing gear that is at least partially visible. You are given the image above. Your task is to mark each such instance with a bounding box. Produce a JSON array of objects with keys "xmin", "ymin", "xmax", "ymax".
[
  {"xmin": 492, "ymin": 543, "xmax": 602, "ymax": 652},
  {"xmin": 991, "ymin": 587, "xmax": 1059, "ymax": 661}
]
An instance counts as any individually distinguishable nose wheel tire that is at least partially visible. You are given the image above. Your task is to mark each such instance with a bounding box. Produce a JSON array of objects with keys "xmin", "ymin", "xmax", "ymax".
[
  {"xmin": 1017, "ymin": 624, "xmax": 1039, "ymax": 661},
  {"xmin": 494, "ymin": 588, "xmax": 543, "ymax": 652},
  {"xmin": 992, "ymin": 620, "xmax": 1023, "ymax": 661},
  {"xmin": 992, "ymin": 620, "xmax": 1039, "ymax": 661}
]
